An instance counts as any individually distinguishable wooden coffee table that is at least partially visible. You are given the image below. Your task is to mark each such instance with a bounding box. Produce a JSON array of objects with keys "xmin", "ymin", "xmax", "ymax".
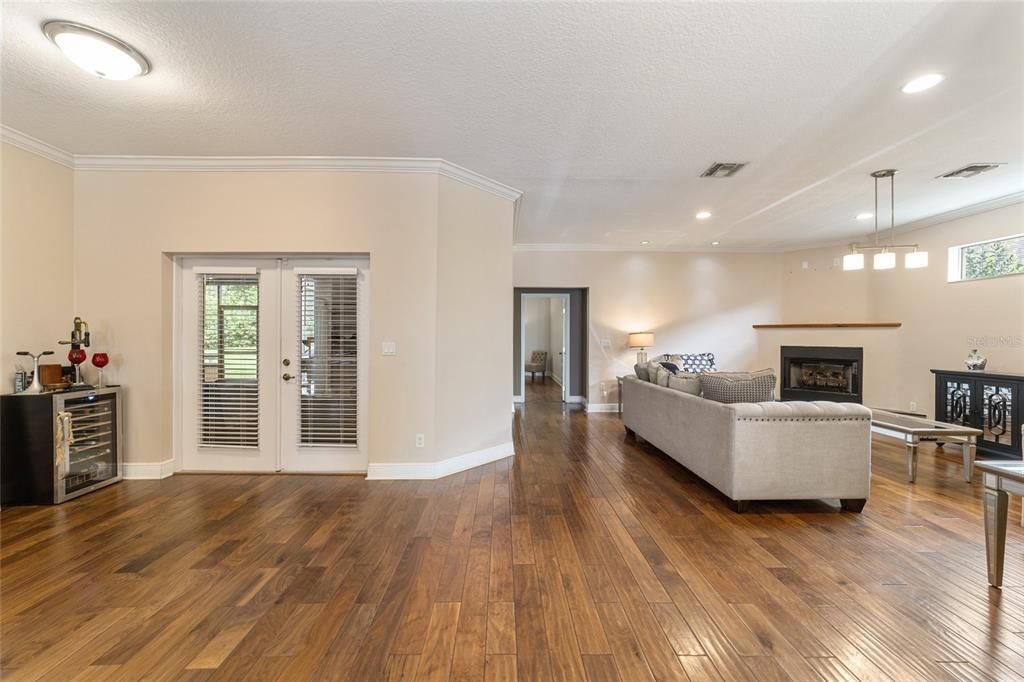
[
  {"xmin": 870, "ymin": 409, "xmax": 982, "ymax": 483},
  {"xmin": 976, "ymin": 460, "xmax": 1024, "ymax": 587}
]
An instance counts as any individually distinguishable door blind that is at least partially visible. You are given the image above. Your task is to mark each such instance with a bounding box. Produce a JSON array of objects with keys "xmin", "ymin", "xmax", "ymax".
[
  {"xmin": 198, "ymin": 274, "xmax": 260, "ymax": 447},
  {"xmin": 298, "ymin": 273, "xmax": 358, "ymax": 446}
]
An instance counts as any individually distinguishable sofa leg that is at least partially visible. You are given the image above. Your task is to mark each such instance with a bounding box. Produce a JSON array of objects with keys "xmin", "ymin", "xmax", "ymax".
[
  {"xmin": 731, "ymin": 500, "xmax": 749, "ymax": 513},
  {"xmin": 840, "ymin": 498, "xmax": 867, "ymax": 513}
]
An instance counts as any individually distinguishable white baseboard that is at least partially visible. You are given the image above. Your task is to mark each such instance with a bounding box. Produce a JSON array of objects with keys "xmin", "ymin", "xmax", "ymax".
[
  {"xmin": 566, "ymin": 395, "xmax": 586, "ymax": 405},
  {"xmin": 123, "ymin": 458, "xmax": 175, "ymax": 480},
  {"xmin": 586, "ymin": 402, "xmax": 619, "ymax": 413},
  {"xmin": 512, "ymin": 395, "xmax": 524, "ymax": 404},
  {"xmin": 365, "ymin": 441, "xmax": 515, "ymax": 480}
]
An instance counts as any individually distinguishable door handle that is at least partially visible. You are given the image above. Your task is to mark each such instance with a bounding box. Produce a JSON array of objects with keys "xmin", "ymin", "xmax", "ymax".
[{"xmin": 282, "ymin": 373, "xmax": 294, "ymax": 381}]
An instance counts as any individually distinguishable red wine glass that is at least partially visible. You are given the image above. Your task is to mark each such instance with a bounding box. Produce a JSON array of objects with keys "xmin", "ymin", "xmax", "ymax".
[
  {"xmin": 68, "ymin": 348, "xmax": 87, "ymax": 385},
  {"xmin": 92, "ymin": 352, "xmax": 110, "ymax": 387}
]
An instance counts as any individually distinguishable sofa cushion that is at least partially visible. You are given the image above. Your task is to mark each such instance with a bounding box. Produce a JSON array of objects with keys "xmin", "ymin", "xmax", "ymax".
[
  {"xmin": 700, "ymin": 369, "xmax": 776, "ymax": 403},
  {"xmin": 653, "ymin": 367, "xmax": 672, "ymax": 386},
  {"xmin": 634, "ymin": 363, "xmax": 650, "ymax": 382},
  {"xmin": 647, "ymin": 360, "xmax": 666, "ymax": 380},
  {"xmin": 668, "ymin": 373, "xmax": 701, "ymax": 395},
  {"xmin": 662, "ymin": 353, "xmax": 716, "ymax": 373}
]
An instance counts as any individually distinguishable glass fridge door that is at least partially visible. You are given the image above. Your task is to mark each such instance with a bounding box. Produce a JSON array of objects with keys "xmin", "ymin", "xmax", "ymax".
[{"xmin": 62, "ymin": 392, "xmax": 118, "ymax": 497}]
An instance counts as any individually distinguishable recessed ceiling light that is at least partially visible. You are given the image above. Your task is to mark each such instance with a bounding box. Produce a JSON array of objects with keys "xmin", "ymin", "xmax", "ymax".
[
  {"xmin": 901, "ymin": 73, "xmax": 943, "ymax": 94},
  {"xmin": 711, "ymin": 241, "xmax": 720, "ymax": 246},
  {"xmin": 695, "ymin": 211, "xmax": 712, "ymax": 220},
  {"xmin": 640, "ymin": 241, "xmax": 649, "ymax": 245},
  {"xmin": 43, "ymin": 21, "xmax": 150, "ymax": 80},
  {"xmin": 856, "ymin": 212, "xmax": 873, "ymax": 220}
]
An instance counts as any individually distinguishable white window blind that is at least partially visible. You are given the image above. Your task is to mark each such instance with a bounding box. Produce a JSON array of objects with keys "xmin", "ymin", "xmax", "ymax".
[
  {"xmin": 198, "ymin": 274, "xmax": 260, "ymax": 447},
  {"xmin": 298, "ymin": 273, "xmax": 358, "ymax": 446}
]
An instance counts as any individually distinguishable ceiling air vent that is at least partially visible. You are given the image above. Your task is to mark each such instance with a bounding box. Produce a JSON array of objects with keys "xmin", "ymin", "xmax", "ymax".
[
  {"xmin": 700, "ymin": 162, "xmax": 747, "ymax": 178},
  {"xmin": 937, "ymin": 163, "xmax": 1006, "ymax": 179}
]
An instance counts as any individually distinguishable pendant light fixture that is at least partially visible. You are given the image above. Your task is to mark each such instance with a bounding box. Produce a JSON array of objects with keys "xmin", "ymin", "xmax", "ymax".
[{"xmin": 843, "ymin": 169, "xmax": 928, "ymax": 271}]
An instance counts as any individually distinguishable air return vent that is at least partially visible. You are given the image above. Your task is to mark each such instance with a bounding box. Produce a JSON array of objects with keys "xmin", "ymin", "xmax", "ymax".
[
  {"xmin": 937, "ymin": 163, "xmax": 1005, "ymax": 179},
  {"xmin": 700, "ymin": 162, "xmax": 747, "ymax": 178}
]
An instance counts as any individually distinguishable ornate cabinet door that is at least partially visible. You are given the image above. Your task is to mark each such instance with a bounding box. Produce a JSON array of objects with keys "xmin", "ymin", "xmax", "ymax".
[{"xmin": 977, "ymin": 379, "xmax": 1020, "ymax": 458}]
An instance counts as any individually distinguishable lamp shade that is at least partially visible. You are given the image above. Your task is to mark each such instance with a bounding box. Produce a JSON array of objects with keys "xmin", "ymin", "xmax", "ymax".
[
  {"xmin": 905, "ymin": 250, "xmax": 928, "ymax": 269},
  {"xmin": 842, "ymin": 253, "xmax": 865, "ymax": 271},
  {"xmin": 873, "ymin": 251, "xmax": 896, "ymax": 270},
  {"xmin": 628, "ymin": 332, "xmax": 654, "ymax": 348}
]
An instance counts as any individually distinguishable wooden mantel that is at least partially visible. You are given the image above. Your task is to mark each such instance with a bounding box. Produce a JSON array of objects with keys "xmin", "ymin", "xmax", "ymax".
[{"xmin": 752, "ymin": 322, "xmax": 902, "ymax": 329}]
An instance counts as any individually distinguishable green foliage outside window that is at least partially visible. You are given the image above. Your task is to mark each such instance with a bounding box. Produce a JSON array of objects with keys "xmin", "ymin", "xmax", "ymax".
[{"xmin": 961, "ymin": 237, "xmax": 1024, "ymax": 281}]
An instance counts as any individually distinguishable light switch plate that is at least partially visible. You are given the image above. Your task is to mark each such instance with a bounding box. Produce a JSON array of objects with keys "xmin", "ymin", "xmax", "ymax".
[
  {"xmin": 382, "ymin": 342, "xmax": 396, "ymax": 356},
  {"xmin": 600, "ymin": 338, "xmax": 611, "ymax": 349}
]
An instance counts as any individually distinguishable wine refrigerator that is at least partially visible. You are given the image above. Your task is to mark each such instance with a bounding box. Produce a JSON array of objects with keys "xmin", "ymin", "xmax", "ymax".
[{"xmin": 1, "ymin": 387, "xmax": 123, "ymax": 505}]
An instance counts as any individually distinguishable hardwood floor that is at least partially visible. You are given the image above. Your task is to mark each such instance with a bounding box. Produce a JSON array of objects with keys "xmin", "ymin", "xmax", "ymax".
[{"xmin": 2, "ymin": 399, "xmax": 1023, "ymax": 681}]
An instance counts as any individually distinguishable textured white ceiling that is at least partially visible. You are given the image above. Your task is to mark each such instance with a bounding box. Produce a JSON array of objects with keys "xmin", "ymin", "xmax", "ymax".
[{"xmin": 2, "ymin": 1, "xmax": 1022, "ymax": 249}]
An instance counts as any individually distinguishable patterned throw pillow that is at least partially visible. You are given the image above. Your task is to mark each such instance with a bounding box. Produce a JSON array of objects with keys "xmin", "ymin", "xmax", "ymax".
[
  {"xmin": 661, "ymin": 353, "xmax": 717, "ymax": 373},
  {"xmin": 700, "ymin": 369, "xmax": 776, "ymax": 404}
]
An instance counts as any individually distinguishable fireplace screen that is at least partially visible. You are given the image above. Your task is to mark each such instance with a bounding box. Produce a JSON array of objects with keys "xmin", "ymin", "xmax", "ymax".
[
  {"xmin": 788, "ymin": 361, "xmax": 855, "ymax": 395},
  {"xmin": 780, "ymin": 346, "xmax": 863, "ymax": 404}
]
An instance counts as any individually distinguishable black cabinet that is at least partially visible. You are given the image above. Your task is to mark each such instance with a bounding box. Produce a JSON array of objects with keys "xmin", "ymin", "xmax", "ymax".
[{"xmin": 932, "ymin": 369, "xmax": 1022, "ymax": 460}]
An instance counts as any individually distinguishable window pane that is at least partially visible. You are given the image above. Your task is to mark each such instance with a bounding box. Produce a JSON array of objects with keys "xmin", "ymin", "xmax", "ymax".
[{"xmin": 960, "ymin": 235, "xmax": 1024, "ymax": 281}]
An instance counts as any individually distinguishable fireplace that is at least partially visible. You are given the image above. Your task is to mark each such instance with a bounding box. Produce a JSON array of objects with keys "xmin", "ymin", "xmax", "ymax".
[{"xmin": 780, "ymin": 346, "xmax": 863, "ymax": 404}]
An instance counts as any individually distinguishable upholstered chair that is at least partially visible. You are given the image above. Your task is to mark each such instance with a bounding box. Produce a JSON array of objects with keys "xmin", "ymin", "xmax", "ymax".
[{"xmin": 525, "ymin": 351, "xmax": 548, "ymax": 383}]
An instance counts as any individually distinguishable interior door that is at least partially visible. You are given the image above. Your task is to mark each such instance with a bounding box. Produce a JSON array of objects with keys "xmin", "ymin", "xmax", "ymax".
[
  {"xmin": 181, "ymin": 259, "xmax": 280, "ymax": 472},
  {"xmin": 559, "ymin": 297, "xmax": 569, "ymax": 403},
  {"xmin": 180, "ymin": 257, "xmax": 368, "ymax": 473},
  {"xmin": 279, "ymin": 261, "xmax": 368, "ymax": 472}
]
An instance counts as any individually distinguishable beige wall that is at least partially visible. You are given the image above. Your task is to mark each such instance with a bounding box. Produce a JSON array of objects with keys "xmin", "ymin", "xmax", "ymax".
[
  {"xmin": 514, "ymin": 251, "xmax": 784, "ymax": 407},
  {"xmin": 775, "ymin": 202, "xmax": 1024, "ymax": 415},
  {"xmin": 0, "ymin": 143, "xmax": 74, "ymax": 388},
  {"xmin": 70, "ymin": 169, "xmax": 512, "ymax": 467},
  {"xmin": 522, "ymin": 297, "xmax": 551, "ymax": 369},
  {"xmin": 434, "ymin": 176, "xmax": 514, "ymax": 459}
]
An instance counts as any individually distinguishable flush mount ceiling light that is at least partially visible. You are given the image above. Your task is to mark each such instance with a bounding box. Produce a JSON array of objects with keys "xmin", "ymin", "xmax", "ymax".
[
  {"xmin": 901, "ymin": 73, "xmax": 943, "ymax": 94},
  {"xmin": 856, "ymin": 212, "xmax": 873, "ymax": 220},
  {"xmin": 640, "ymin": 241, "xmax": 650, "ymax": 245},
  {"xmin": 843, "ymin": 169, "xmax": 928, "ymax": 272},
  {"xmin": 710, "ymin": 241, "xmax": 720, "ymax": 246},
  {"xmin": 43, "ymin": 21, "xmax": 150, "ymax": 80},
  {"xmin": 695, "ymin": 211, "xmax": 712, "ymax": 220}
]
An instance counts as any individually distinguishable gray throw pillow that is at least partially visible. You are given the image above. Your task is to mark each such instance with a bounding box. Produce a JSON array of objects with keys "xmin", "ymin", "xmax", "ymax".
[
  {"xmin": 668, "ymin": 373, "xmax": 701, "ymax": 395},
  {"xmin": 654, "ymin": 367, "xmax": 672, "ymax": 387},
  {"xmin": 700, "ymin": 369, "xmax": 776, "ymax": 403},
  {"xmin": 634, "ymin": 363, "xmax": 650, "ymax": 382}
]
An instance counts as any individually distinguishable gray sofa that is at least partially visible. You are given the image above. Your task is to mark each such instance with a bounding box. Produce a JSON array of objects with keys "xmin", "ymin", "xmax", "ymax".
[{"xmin": 622, "ymin": 376, "xmax": 872, "ymax": 512}]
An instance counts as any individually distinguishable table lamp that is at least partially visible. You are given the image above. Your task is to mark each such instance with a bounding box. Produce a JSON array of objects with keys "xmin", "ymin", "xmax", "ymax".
[{"xmin": 628, "ymin": 332, "xmax": 654, "ymax": 364}]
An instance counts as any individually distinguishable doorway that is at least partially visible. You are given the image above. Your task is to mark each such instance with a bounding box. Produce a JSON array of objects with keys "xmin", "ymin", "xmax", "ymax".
[
  {"xmin": 521, "ymin": 293, "xmax": 569, "ymax": 403},
  {"xmin": 513, "ymin": 287, "xmax": 588, "ymax": 406},
  {"xmin": 177, "ymin": 257, "xmax": 368, "ymax": 472}
]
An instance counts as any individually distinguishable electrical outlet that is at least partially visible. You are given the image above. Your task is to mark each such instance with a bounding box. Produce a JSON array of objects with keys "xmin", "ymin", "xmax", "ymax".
[
  {"xmin": 382, "ymin": 341, "xmax": 396, "ymax": 356},
  {"xmin": 415, "ymin": 434, "xmax": 425, "ymax": 448},
  {"xmin": 600, "ymin": 338, "xmax": 611, "ymax": 349},
  {"xmin": 909, "ymin": 401, "xmax": 917, "ymax": 412}
]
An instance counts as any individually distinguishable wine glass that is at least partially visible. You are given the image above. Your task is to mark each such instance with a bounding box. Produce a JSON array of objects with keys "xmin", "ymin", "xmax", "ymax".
[
  {"xmin": 91, "ymin": 352, "xmax": 110, "ymax": 387},
  {"xmin": 67, "ymin": 348, "xmax": 87, "ymax": 385}
]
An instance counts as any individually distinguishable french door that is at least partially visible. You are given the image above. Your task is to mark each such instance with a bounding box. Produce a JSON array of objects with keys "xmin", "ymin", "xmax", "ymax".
[{"xmin": 180, "ymin": 257, "xmax": 368, "ymax": 472}]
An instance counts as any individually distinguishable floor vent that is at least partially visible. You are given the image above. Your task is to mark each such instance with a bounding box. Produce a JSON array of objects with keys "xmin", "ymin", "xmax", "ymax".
[
  {"xmin": 937, "ymin": 163, "xmax": 1005, "ymax": 179},
  {"xmin": 700, "ymin": 162, "xmax": 747, "ymax": 178}
]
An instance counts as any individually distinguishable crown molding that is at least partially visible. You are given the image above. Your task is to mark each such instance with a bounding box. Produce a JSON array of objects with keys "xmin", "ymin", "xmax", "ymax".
[
  {"xmin": 0, "ymin": 125, "xmax": 74, "ymax": 168},
  {"xmin": 0, "ymin": 126, "xmax": 521, "ymax": 201},
  {"xmin": 512, "ymin": 242, "xmax": 778, "ymax": 254},
  {"xmin": 776, "ymin": 190, "xmax": 1024, "ymax": 253}
]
